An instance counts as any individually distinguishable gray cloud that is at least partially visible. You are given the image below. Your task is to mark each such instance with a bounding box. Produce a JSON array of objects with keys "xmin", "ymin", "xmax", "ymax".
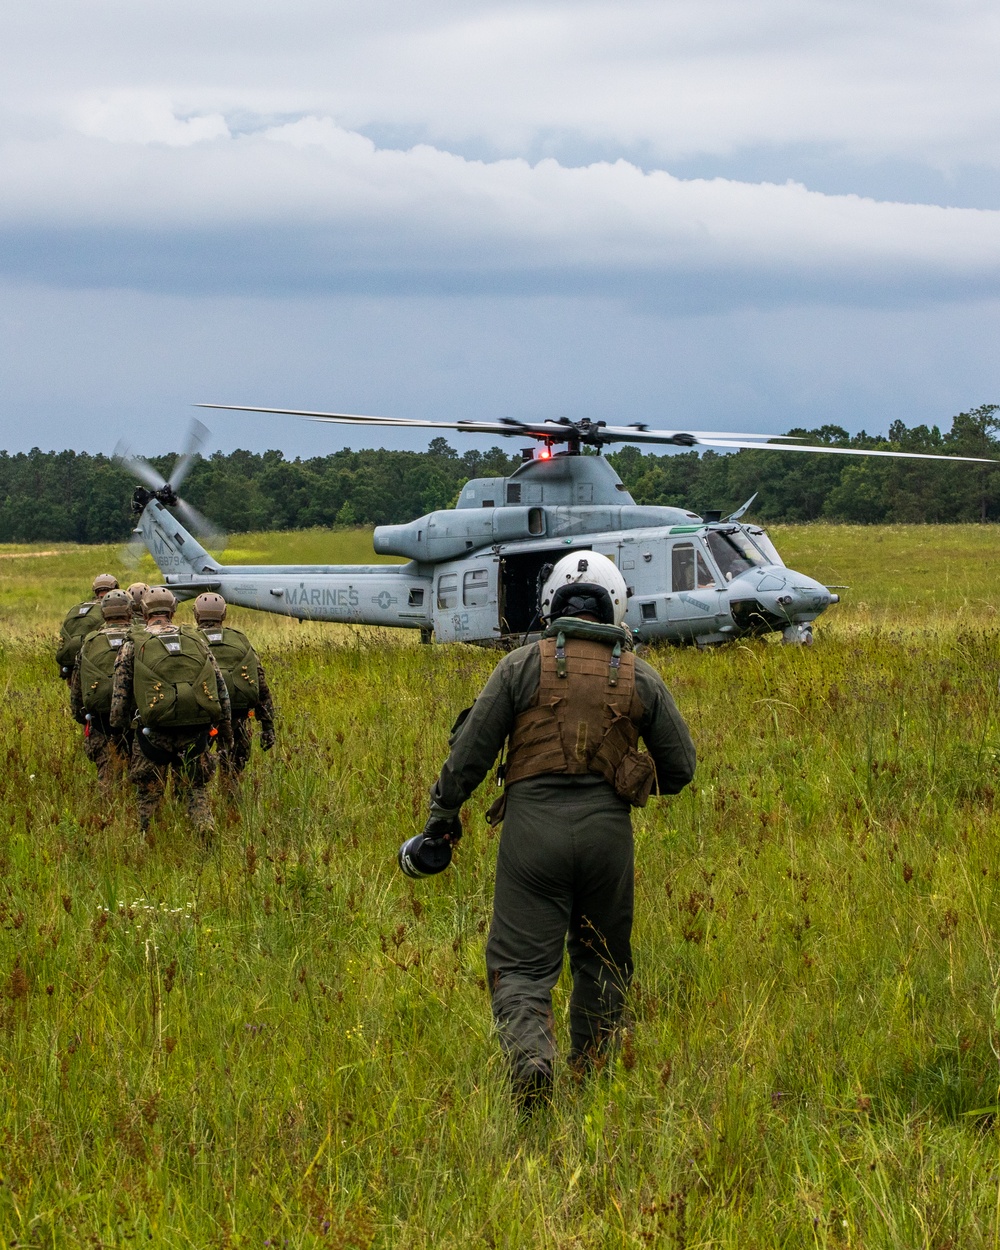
[
  {"xmin": 2, "ymin": 115, "xmax": 999, "ymax": 307},
  {"xmin": 4, "ymin": 1, "xmax": 1000, "ymax": 167},
  {"xmin": 0, "ymin": 0, "xmax": 997, "ymax": 455},
  {"xmin": 2, "ymin": 281, "xmax": 998, "ymax": 456}
]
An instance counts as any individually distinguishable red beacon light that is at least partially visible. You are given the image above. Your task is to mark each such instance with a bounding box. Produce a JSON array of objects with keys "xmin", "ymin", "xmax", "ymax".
[{"xmin": 537, "ymin": 446, "xmax": 552, "ymax": 460}]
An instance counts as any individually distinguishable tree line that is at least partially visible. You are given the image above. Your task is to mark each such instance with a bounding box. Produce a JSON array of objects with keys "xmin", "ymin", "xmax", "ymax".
[{"xmin": 1, "ymin": 405, "xmax": 997, "ymax": 544}]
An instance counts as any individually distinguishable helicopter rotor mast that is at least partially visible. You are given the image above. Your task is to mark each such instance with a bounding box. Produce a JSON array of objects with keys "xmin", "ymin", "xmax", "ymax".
[{"xmin": 197, "ymin": 404, "xmax": 997, "ymax": 464}]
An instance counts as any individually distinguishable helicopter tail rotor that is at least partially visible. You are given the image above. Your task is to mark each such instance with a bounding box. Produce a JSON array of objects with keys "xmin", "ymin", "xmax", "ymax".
[{"xmin": 114, "ymin": 420, "xmax": 227, "ymax": 566}]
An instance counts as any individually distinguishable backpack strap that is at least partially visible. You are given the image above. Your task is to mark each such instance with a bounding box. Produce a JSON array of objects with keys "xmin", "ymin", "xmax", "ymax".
[
  {"xmin": 555, "ymin": 630, "xmax": 568, "ymax": 678},
  {"xmin": 609, "ymin": 640, "xmax": 622, "ymax": 687}
]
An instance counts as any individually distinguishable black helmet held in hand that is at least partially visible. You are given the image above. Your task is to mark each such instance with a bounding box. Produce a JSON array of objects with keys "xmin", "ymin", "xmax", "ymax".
[
  {"xmin": 397, "ymin": 815, "xmax": 462, "ymax": 879},
  {"xmin": 398, "ymin": 834, "xmax": 452, "ymax": 878}
]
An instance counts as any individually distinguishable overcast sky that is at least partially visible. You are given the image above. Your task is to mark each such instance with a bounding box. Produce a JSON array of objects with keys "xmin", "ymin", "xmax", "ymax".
[{"xmin": 1, "ymin": 0, "xmax": 998, "ymax": 459}]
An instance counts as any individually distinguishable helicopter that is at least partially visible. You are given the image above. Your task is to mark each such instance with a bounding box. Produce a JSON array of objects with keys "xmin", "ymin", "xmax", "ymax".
[{"xmin": 118, "ymin": 409, "xmax": 995, "ymax": 647}]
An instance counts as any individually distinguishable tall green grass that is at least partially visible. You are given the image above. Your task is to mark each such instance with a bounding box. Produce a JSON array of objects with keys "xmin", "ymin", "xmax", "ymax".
[{"xmin": 3, "ymin": 525, "xmax": 1000, "ymax": 1247}]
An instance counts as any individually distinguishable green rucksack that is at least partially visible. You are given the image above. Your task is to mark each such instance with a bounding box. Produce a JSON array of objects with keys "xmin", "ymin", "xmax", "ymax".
[
  {"xmin": 56, "ymin": 601, "xmax": 103, "ymax": 675},
  {"xmin": 79, "ymin": 625, "xmax": 130, "ymax": 715},
  {"xmin": 200, "ymin": 626, "xmax": 261, "ymax": 712},
  {"xmin": 133, "ymin": 626, "xmax": 222, "ymax": 728}
]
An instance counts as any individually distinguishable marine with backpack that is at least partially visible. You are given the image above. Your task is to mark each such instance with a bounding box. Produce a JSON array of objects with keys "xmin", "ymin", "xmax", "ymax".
[{"xmin": 109, "ymin": 586, "xmax": 232, "ymax": 838}]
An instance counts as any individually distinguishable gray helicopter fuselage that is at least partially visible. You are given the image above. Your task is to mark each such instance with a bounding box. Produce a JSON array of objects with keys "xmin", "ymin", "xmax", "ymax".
[{"xmin": 139, "ymin": 451, "xmax": 836, "ymax": 645}]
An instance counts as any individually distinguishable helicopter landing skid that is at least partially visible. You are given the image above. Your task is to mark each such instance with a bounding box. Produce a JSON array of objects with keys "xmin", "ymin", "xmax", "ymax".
[{"xmin": 782, "ymin": 623, "xmax": 815, "ymax": 646}]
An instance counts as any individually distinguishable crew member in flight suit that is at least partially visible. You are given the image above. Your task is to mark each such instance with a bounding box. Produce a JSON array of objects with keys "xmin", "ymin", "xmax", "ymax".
[{"xmin": 424, "ymin": 551, "xmax": 696, "ymax": 1110}]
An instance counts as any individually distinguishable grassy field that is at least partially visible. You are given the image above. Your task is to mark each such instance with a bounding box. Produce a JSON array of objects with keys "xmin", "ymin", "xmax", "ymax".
[{"xmin": 3, "ymin": 524, "xmax": 1000, "ymax": 1247}]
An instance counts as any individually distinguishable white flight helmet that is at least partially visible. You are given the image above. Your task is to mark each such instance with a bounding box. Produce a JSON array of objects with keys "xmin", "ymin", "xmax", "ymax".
[{"xmin": 539, "ymin": 552, "xmax": 628, "ymax": 627}]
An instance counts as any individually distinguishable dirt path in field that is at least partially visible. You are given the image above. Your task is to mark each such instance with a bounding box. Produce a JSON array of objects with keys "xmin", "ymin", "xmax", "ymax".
[{"xmin": 0, "ymin": 551, "xmax": 61, "ymax": 559}]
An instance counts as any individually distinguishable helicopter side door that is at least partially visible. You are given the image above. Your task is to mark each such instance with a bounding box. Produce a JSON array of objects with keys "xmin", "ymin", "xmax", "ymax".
[
  {"xmin": 665, "ymin": 539, "xmax": 728, "ymax": 634},
  {"xmin": 432, "ymin": 556, "xmax": 500, "ymax": 644}
]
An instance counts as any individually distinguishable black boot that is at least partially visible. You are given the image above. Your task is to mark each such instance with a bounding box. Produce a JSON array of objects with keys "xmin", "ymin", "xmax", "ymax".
[{"xmin": 512, "ymin": 1063, "xmax": 553, "ymax": 1117}]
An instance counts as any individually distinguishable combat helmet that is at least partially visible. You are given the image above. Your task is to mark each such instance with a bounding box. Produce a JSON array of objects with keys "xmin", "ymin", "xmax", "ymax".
[
  {"xmin": 126, "ymin": 582, "xmax": 150, "ymax": 611},
  {"xmin": 141, "ymin": 586, "xmax": 178, "ymax": 618},
  {"xmin": 92, "ymin": 573, "xmax": 119, "ymax": 596},
  {"xmin": 193, "ymin": 592, "xmax": 227, "ymax": 624},
  {"xmin": 100, "ymin": 589, "xmax": 133, "ymax": 621},
  {"xmin": 539, "ymin": 552, "xmax": 628, "ymax": 627}
]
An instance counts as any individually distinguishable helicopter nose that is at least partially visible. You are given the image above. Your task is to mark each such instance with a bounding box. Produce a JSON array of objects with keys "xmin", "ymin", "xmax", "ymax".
[{"xmin": 770, "ymin": 571, "xmax": 834, "ymax": 620}]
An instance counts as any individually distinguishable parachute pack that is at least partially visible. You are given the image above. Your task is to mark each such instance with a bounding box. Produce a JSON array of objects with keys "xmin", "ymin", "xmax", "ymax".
[
  {"xmin": 79, "ymin": 626, "xmax": 130, "ymax": 715},
  {"xmin": 133, "ymin": 627, "xmax": 222, "ymax": 728},
  {"xmin": 56, "ymin": 601, "xmax": 103, "ymax": 675},
  {"xmin": 200, "ymin": 626, "xmax": 260, "ymax": 712}
]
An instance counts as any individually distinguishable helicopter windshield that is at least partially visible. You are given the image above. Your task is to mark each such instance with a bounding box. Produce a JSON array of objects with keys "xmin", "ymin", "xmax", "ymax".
[
  {"xmin": 705, "ymin": 528, "xmax": 769, "ymax": 582},
  {"xmin": 744, "ymin": 526, "xmax": 784, "ymax": 567}
]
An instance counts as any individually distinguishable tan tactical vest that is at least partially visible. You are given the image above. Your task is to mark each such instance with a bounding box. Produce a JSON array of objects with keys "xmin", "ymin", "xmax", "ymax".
[{"xmin": 504, "ymin": 635, "xmax": 656, "ymax": 805}]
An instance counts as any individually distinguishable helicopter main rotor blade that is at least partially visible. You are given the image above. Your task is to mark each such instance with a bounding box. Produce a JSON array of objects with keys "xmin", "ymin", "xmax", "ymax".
[
  {"xmin": 168, "ymin": 417, "xmax": 210, "ymax": 493},
  {"xmin": 113, "ymin": 439, "xmax": 167, "ymax": 490},
  {"xmin": 173, "ymin": 496, "xmax": 227, "ymax": 554},
  {"xmin": 197, "ymin": 403, "xmax": 996, "ymax": 462},
  {"xmin": 121, "ymin": 531, "xmax": 149, "ymax": 570},
  {"xmin": 196, "ymin": 404, "xmax": 787, "ymax": 445},
  {"xmin": 693, "ymin": 438, "xmax": 996, "ymax": 464}
]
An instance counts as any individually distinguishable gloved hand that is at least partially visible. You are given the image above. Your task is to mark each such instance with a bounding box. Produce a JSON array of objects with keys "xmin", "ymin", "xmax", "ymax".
[
  {"xmin": 423, "ymin": 814, "xmax": 463, "ymax": 845},
  {"xmin": 259, "ymin": 724, "xmax": 276, "ymax": 751}
]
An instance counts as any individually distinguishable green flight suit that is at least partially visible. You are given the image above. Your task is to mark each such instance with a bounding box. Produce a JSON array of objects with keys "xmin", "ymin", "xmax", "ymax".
[{"xmin": 430, "ymin": 618, "xmax": 696, "ymax": 1092}]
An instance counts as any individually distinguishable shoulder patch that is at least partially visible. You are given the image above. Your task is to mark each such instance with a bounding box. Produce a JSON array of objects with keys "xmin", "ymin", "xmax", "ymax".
[{"xmin": 163, "ymin": 640, "xmax": 182, "ymax": 653}]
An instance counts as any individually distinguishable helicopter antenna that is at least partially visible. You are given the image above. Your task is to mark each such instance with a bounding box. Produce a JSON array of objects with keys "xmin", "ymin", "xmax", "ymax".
[{"xmin": 726, "ymin": 493, "xmax": 759, "ymax": 521}]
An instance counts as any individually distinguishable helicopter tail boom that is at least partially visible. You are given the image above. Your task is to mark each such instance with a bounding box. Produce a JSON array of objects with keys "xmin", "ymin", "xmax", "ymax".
[{"xmin": 138, "ymin": 499, "xmax": 223, "ymax": 581}]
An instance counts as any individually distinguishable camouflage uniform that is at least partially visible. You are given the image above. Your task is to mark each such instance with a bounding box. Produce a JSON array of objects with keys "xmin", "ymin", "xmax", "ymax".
[
  {"xmin": 110, "ymin": 624, "xmax": 232, "ymax": 835},
  {"xmin": 224, "ymin": 667, "xmax": 276, "ymax": 788},
  {"xmin": 56, "ymin": 600, "xmax": 104, "ymax": 681},
  {"xmin": 430, "ymin": 618, "xmax": 696, "ymax": 1095},
  {"xmin": 193, "ymin": 607, "xmax": 276, "ymax": 791},
  {"xmin": 57, "ymin": 575, "xmax": 119, "ymax": 681},
  {"xmin": 68, "ymin": 624, "xmax": 132, "ymax": 796}
]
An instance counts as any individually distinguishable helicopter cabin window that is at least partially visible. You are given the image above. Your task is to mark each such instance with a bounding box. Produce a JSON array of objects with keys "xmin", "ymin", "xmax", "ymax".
[
  {"xmin": 671, "ymin": 544, "xmax": 716, "ymax": 592},
  {"xmin": 705, "ymin": 528, "xmax": 768, "ymax": 582},
  {"xmin": 507, "ymin": 483, "xmax": 522, "ymax": 504},
  {"xmin": 463, "ymin": 568, "xmax": 490, "ymax": 607},
  {"xmin": 437, "ymin": 573, "xmax": 458, "ymax": 610},
  {"xmin": 408, "ymin": 588, "xmax": 424, "ymax": 608}
]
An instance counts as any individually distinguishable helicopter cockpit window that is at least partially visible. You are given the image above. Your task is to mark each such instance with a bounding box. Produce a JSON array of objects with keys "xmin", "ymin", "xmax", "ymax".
[
  {"xmin": 463, "ymin": 568, "xmax": 490, "ymax": 607},
  {"xmin": 671, "ymin": 544, "xmax": 716, "ymax": 592},
  {"xmin": 706, "ymin": 528, "xmax": 768, "ymax": 581},
  {"xmin": 745, "ymin": 526, "xmax": 783, "ymax": 567},
  {"xmin": 437, "ymin": 573, "xmax": 458, "ymax": 610}
]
